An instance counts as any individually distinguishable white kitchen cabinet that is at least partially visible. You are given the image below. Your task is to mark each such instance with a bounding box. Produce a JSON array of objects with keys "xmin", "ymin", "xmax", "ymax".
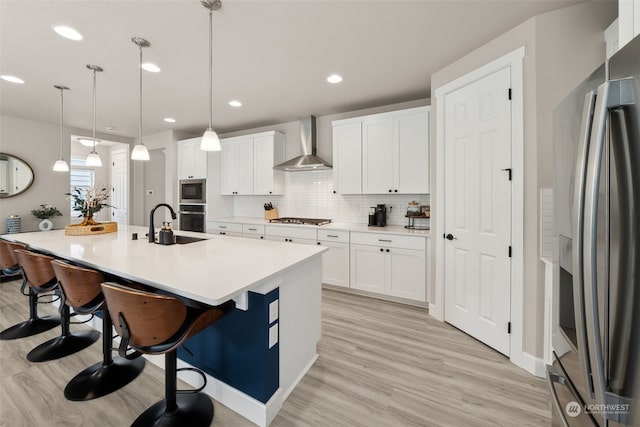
[
  {"xmin": 332, "ymin": 121, "xmax": 362, "ymax": 194},
  {"xmin": 243, "ymin": 224, "xmax": 265, "ymax": 240},
  {"xmin": 177, "ymin": 137, "xmax": 208, "ymax": 180},
  {"xmin": 605, "ymin": 18, "xmax": 620, "ymax": 59},
  {"xmin": 207, "ymin": 221, "xmax": 243, "ymax": 237},
  {"xmin": 350, "ymin": 232, "xmax": 426, "ymax": 302},
  {"xmin": 362, "ymin": 107, "xmax": 429, "ymax": 194},
  {"xmin": 265, "ymin": 224, "xmax": 318, "ymax": 245},
  {"xmin": 221, "ymin": 131, "xmax": 284, "ymax": 195},
  {"xmin": 221, "ymin": 136, "xmax": 253, "ymax": 195},
  {"xmin": 253, "ymin": 133, "xmax": 285, "ymax": 195},
  {"xmin": 318, "ymin": 230, "xmax": 350, "ymax": 288},
  {"xmin": 619, "ymin": 0, "xmax": 638, "ymax": 49},
  {"xmin": 332, "ymin": 106, "xmax": 429, "ymax": 195}
]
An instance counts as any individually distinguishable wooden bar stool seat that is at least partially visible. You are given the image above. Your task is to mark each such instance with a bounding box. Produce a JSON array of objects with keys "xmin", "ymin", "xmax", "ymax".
[
  {"xmin": 101, "ymin": 282, "xmax": 234, "ymax": 427},
  {"xmin": 0, "ymin": 241, "xmax": 60, "ymax": 340},
  {"xmin": 13, "ymin": 250, "xmax": 100, "ymax": 362},
  {"xmin": 51, "ymin": 260, "xmax": 145, "ymax": 401}
]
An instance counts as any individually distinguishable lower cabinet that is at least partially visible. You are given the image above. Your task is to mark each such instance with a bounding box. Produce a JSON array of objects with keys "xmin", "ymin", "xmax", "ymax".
[
  {"xmin": 318, "ymin": 230, "xmax": 350, "ymax": 288},
  {"xmin": 207, "ymin": 221, "xmax": 243, "ymax": 237},
  {"xmin": 350, "ymin": 232, "xmax": 426, "ymax": 302}
]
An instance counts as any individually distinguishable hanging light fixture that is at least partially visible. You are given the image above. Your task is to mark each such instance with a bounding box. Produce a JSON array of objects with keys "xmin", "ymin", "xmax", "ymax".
[
  {"xmin": 52, "ymin": 85, "xmax": 70, "ymax": 172},
  {"xmin": 131, "ymin": 37, "xmax": 150, "ymax": 161},
  {"xmin": 85, "ymin": 64, "xmax": 103, "ymax": 167},
  {"xmin": 200, "ymin": 0, "xmax": 222, "ymax": 151}
]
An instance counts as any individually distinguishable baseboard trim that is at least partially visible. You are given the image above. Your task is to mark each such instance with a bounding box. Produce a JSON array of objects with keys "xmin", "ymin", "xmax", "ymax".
[{"xmin": 521, "ymin": 351, "xmax": 546, "ymax": 378}]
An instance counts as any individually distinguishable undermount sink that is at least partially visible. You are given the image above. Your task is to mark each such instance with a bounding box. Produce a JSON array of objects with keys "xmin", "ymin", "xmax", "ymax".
[{"xmin": 174, "ymin": 235, "xmax": 207, "ymax": 245}]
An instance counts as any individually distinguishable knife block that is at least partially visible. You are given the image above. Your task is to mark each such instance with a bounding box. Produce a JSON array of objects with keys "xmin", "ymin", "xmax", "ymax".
[{"xmin": 264, "ymin": 208, "xmax": 279, "ymax": 220}]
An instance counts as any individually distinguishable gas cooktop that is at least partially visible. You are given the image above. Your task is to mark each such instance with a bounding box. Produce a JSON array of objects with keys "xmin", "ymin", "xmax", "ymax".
[{"xmin": 269, "ymin": 217, "xmax": 332, "ymax": 226}]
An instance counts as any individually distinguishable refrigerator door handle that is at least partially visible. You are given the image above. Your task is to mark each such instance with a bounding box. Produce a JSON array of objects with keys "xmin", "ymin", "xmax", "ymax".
[
  {"xmin": 546, "ymin": 365, "xmax": 571, "ymax": 427},
  {"xmin": 572, "ymin": 90, "xmax": 597, "ymax": 399},
  {"xmin": 583, "ymin": 78, "xmax": 636, "ymax": 412}
]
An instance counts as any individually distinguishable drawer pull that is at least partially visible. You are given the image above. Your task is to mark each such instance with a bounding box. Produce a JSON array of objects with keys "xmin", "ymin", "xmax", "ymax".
[
  {"xmin": 378, "ymin": 239, "xmax": 392, "ymax": 242},
  {"xmin": 248, "ymin": 228, "xmax": 257, "ymax": 231},
  {"xmin": 327, "ymin": 234, "xmax": 339, "ymax": 238},
  {"xmin": 219, "ymin": 225, "xmax": 227, "ymax": 229}
]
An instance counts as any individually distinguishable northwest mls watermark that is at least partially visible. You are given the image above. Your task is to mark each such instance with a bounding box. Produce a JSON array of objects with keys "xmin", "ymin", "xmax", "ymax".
[{"xmin": 565, "ymin": 401, "xmax": 631, "ymax": 417}]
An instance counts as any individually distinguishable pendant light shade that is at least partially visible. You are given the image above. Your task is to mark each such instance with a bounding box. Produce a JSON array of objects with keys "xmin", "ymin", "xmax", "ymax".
[
  {"xmin": 131, "ymin": 37, "xmax": 150, "ymax": 161},
  {"xmin": 52, "ymin": 85, "xmax": 70, "ymax": 172},
  {"xmin": 201, "ymin": 0, "xmax": 222, "ymax": 151},
  {"xmin": 85, "ymin": 65, "xmax": 103, "ymax": 167}
]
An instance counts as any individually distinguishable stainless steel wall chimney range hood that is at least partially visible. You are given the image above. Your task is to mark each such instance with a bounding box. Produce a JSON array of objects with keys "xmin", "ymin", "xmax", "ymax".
[{"xmin": 273, "ymin": 116, "xmax": 332, "ymax": 171}]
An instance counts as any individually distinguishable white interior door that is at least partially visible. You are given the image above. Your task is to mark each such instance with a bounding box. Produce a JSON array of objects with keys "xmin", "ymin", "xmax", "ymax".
[
  {"xmin": 443, "ymin": 67, "xmax": 512, "ymax": 356},
  {"xmin": 110, "ymin": 148, "xmax": 129, "ymax": 225}
]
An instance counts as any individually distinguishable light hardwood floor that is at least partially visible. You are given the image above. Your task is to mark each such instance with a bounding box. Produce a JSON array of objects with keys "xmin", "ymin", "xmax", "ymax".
[{"xmin": 0, "ymin": 278, "xmax": 550, "ymax": 426}]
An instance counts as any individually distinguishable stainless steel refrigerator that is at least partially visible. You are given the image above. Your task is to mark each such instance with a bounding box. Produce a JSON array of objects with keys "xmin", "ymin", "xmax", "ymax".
[{"xmin": 550, "ymin": 35, "xmax": 640, "ymax": 426}]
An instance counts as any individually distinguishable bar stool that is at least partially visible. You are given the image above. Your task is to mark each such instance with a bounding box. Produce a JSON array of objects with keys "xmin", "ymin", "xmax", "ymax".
[
  {"xmin": 101, "ymin": 282, "xmax": 235, "ymax": 427},
  {"xmin": 51, "ymin": 260, "xmax": 145, "ymax": 401},
  {"xmin": 14, "ymin": 249, "xmax": 100, "ymax": 362},
  {"xmin": 0, "ymin": 242, "xmax": 60, "ymax": 340}
]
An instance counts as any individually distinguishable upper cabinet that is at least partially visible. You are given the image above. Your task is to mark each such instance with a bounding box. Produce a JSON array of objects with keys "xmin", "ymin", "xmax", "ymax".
[
  {"xmin": 332, "ymin": 106, "xmax": 430, "ymax": 195},
  {"xmin": 619, "ymin": 0, "xmax": 639, "ymax": 49},
  {"xmin": 221, "ymin": 131, "xmax": 285, "ymax": 195},
  {"xmin": 177, "ymin": 137, "xmax": 207, "ymax": 180}
]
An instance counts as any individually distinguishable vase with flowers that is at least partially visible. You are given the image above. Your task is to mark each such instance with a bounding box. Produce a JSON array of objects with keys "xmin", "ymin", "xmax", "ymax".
[
  {"xmin": 31, "ymin": 204, "xmax": 62, "ymax": 231},
  {"xmin": 66, "ymin": 185, "xmax": 111, "ymax": 226}
]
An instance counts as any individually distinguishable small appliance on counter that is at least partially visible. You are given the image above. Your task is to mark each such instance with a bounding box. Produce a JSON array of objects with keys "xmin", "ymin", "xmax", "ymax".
[
  {"xmin": 158, "ymin": 222, "xmax": 175, "ymax": 245},
  {"xmin": 369, "ymin": 204, "xmax": 387, "ymax": 227}
]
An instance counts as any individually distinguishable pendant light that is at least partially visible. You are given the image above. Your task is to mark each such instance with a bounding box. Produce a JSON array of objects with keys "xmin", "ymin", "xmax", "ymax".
[
  {"xmin": 52, "ymin": 85, "xmax": 70, "ymax": 172},
  {"xmin": 200, "ymin": 0, "xmax": 222, "ymax": 151},
  {"xmin": 131, "ymin": 37, "xmax": 150, "ymax": 161},
  {"xmin": 85, "ymin": 64, "xmax": 103, "ymax": 167}
]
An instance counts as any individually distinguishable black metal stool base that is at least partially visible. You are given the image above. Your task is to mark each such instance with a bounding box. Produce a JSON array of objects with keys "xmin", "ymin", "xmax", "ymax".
[
  {"xmin": 64, "ymin": 356, "xmax": 146, "ymax": 401},
  {"xmin": 132, "ymin": 393, "xmax": 214, "ymax": 427},
  {"xmin": 0, "ymin": 315, "xmax": 60, "ymax": 340},
  {"xmin": 27, "ymin": 330, "xmax": 100, "ymax": 362}
]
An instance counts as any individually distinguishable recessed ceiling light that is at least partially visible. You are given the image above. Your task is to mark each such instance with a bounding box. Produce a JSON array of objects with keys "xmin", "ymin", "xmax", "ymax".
[
  {"xmin": 54, "ymin": 25, "xmax": 83, "ymax": 41},
  {"xmin": 1, "ymin": 75, "xmax": 25, "ymax": 84},
  {"xmin": 228, "ymin": 100, "xmax": 242, "ymax": 107},
  {"xmin": 327, "ymin": 74, "xmax": 343, "ymax": 84},
  {"xmin": 141, "ymin": 62, "xmax": 160, "ymax": 73},
  {"xmin": 163, "ymin": 118, "xmax": 176, "ymax": 123}
]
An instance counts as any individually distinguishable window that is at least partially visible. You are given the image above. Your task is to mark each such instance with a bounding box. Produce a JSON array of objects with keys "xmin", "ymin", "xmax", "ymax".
[{"xmin": 70, "ymin": 156, "xmax": 95, "ymax": 219}]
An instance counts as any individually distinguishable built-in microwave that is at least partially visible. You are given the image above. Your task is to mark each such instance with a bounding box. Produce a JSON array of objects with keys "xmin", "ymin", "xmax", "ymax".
[{"xmin": 179, "ymin": 179, "xmax": 206, "ymax": 204}]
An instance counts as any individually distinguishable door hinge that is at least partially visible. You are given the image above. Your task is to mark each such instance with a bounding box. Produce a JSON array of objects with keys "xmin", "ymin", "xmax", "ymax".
[
  {"xmin": 508, "ymin": 246, "xmax": 512, "ymax": 257},
  {"xmin": 508, "ymin": 322, "xmax": 511, "ymax": 334},
  {"xmin": 508, "ymin": 88, "xmax": 512, "ymax": 100},
  {"xmin": 501, "ymin": 168, "xmax": 512, "ymax": 181}
]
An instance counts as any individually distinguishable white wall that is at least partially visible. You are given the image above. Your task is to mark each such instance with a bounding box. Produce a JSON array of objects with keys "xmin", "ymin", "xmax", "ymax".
[
  {"xmin": 429, "ymin": 1, "xmax": 616, "ymax": 358},
  {"xmin": 0, "ymin": 114, "xmax": 133, "ymax": 232}
]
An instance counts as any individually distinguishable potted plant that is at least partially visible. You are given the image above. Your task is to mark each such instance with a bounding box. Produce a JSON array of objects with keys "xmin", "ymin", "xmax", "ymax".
[
  {"xmin": 66, "ymin": 185, "xmax": 111, "ymax": 226},
  {"xmin": 31, "ymin": 204, "xmax": 62, "ymax": 231}
]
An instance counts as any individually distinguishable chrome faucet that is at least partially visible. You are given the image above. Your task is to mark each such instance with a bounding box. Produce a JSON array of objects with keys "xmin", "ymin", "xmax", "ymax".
[{"xmin": 149, "ymin": 203, "xmax": 177, "ymax": 243}]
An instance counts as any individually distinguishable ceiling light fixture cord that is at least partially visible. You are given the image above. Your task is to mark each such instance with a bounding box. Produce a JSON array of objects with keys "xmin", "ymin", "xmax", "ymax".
[
  {"xmin": 92, "ymin": 67, "xmax": 97, "ymax": 152},
  {"xmin": 59, "ymin": 86, "xmax": 65, "ymax": 159},
  {"xmin": 208, "ymin": 7, "xmax": 213, "ymax": 130},
  {"xmin": 139, "ymin": 42, "xmax": 143, "ymax": 144}
]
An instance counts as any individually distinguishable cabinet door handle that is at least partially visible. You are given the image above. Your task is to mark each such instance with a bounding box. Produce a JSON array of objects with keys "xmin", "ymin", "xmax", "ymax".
[
  {"xmin": 378, "ymin": 239, "xmax": 392, "ymax": 242},
  {"xmin": 380, "ymin": 248, "xmax": 384, "ymax": 252},
  {"xmin": 394, "ymin": 189, "xmax": 398, "ymax": 193},
  {"xmin": 327, "ymin": 234, "xmax": 339, "ymax": 238},
  {"xmin": 260, "ymin": 236, "xmax": 264, "ymax": 239},
  {"xmin": 386, "ymin": 249, "xmax": 390, "ymax": 253},
  {"xmin": 388, "ymin": 189, "xmax": 392, "ymax": 193},
  {"xmin": 248, "ymin": 228, "xmax": 257, "ymax": 231},
  {"xmin": 317, "ymin": 241, "xmax": 321, "ymax": 245}
]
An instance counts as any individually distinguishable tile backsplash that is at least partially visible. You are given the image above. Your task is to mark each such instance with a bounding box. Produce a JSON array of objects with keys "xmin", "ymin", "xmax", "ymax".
[{"xmin": 233, "ymin": 170, "xmax": 430, "ymax": 226}]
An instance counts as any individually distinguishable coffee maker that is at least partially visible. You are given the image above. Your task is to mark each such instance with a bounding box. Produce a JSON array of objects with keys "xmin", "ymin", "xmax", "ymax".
[{"xmin": 368, "ymin": 204, "xmax": 387, "ymax": 227}]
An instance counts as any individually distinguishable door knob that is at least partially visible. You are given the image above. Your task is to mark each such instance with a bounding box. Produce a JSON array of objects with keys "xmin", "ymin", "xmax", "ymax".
[{"xmin": 444, "ymin": 233, "xmax": 457, "ymax": 240}]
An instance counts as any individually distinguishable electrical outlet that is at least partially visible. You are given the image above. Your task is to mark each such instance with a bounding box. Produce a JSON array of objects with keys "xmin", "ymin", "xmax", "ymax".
[
  {"xmin": 269, "ymin": 300, "xmax": 279, "ymax": 324},
  {"xmin": 268, "ymin": 324, "xmax": 278, "ymax": 348}
]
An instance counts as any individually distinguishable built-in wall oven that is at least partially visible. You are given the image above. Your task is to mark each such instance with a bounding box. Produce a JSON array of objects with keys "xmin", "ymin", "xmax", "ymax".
[
  {"xmin": 179, "ymin": 204, "xmax": 205, "ymax": 233},
  {"xmin": 180, "ymin": 179, "xmax": 206, "ymax": 204}
]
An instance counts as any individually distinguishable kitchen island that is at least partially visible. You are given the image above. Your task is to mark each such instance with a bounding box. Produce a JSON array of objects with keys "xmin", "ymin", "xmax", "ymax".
[{"xmin": 0, "ymin": 225, "xmax": 326, "ymax": 426}]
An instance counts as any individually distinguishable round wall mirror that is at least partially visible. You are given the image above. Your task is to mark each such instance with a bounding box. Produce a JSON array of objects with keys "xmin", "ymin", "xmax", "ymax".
[{"xmin": 0, "ymin": 153, "xmax": 34, "ymax": 198}]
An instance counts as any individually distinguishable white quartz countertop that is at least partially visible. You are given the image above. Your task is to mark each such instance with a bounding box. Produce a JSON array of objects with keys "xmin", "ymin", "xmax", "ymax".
[
  {"xmin": 209, "ymin": 217, "xmax": 430, "ymax": 237},
  {"xmin": 1, "ymin": 225, "xmax": 326, "ymax": 306}
]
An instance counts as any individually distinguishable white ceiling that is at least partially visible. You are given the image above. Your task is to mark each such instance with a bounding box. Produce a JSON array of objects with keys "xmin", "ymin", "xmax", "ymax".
[{"xmin": 1, "ymin": 0, "xmax": 590, "ymax": 139}]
